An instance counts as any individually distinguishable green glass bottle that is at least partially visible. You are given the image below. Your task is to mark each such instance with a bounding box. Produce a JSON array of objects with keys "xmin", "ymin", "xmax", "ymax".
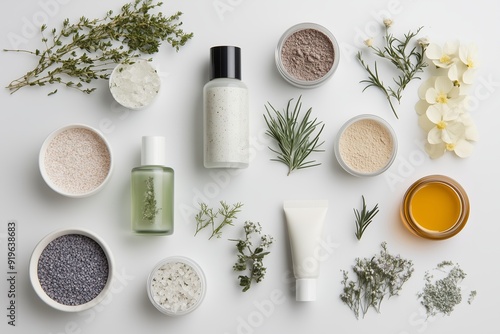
[{"xmin": 131, "ymin": 136, "xmax": 174, "ymax": 235}]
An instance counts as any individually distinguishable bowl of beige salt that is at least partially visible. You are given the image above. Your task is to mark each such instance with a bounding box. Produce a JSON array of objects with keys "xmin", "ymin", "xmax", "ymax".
[
  {"xmin": 334, "ymin": 114, "xmax": 397, "ymax": 177},
  {"xmin": 39, "ymin": 124, "xmax": 113, "ymax": 197}
]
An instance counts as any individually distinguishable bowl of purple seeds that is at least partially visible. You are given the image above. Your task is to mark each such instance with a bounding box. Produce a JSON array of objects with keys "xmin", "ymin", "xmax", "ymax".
[
  {"xmin": 29, "ymin": 228, "xmax": 114, "ymax": 312},
  {"xmin": 39, "ymin": 124, "xmax": 113, "ymax": 198}
]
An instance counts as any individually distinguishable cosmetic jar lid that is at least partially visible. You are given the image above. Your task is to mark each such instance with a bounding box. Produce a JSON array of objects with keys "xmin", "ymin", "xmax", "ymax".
[
  {"xmin": 296, "ymin": 278, "xmax": 317, "ymax": 301},
  {"xmin": 400, "ymin": 175, "xmax": 470, "ymax": 240},
  {"xmin": 210, "ymin": 45, "xmax": 241, "ymax": 80},
  {"xmin": 275, "ymin": 22, "xmax": 340, "ymax": 88},
  {"xmin": 29, "ymin": 228, "xmax": 114, "ymax": 312},
  {"xmin": 334, "ymin": 114, "xmax": 397, "ymax": 177},
  {"xmin": 141, "ymin": 136, "xmax": 166, "ymax": 166},
  {"xmin": 39, "ymin": 124, "xmax": 113, "ymax": 198}
]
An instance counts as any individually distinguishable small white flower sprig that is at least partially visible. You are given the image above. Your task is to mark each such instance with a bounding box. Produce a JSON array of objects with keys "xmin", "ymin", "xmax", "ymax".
[{"xmin": 415, "ymin": 41, "xmax": 479, "ymax": 159}]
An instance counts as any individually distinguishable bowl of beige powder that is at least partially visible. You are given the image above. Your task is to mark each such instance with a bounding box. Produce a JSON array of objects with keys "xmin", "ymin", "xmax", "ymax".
[
  {"xmin": 334, "ymin": 114, "xmax": 397, "ymax": 177},
  {"xmin": 39, "ymin": 124, "xmax": 113, "ymax": 197}
]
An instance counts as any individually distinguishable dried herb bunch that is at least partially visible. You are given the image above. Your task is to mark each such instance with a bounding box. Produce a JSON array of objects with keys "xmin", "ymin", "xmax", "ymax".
[
  {"xmin": 264, "ymin": 96, "xmax": 325, "ymax": 175},
  {"xmin": 5, "ymin": 0, "xmax": 193, "ymax": 95},
  {"xmin": 340, "ymin": 242, "xmax": 414, "ymax": 319},
  {"xmin": 231, "ymin": 222, "xmax": 274, "ymax": 292},
  {"xmin": 194, "ymin": 201, "xmax": 243, "ymax": 240},
  {"xmin": 143, "ymin": 176, "xmax": 160, "ymax": 222},
  {"xmin": 418, "ymin": 261, "xmax": 476, "ymax": 318},
  {"xmin": 356, "ymin": 19, "xmax": 427, "ymax": 118}
]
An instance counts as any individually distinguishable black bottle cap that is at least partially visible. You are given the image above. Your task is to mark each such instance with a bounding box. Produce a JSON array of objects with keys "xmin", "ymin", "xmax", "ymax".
[{"xmin": 209, "ymin": 46, "xmax": 241, "ymax": 80}]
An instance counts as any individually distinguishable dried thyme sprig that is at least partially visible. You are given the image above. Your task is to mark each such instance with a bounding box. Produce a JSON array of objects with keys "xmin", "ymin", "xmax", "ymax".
[
  {"xmin": 194, "ymin": 201, "xmax": 243, "ymax": 240},
  {"xmin": 143, "ymin": 176, "xmax": 160, "ymax": 222},
  {"xmin": 5, "ymin": 0, "xmax": 193, "ymax": 95},
  {"xmin": 340, "ymin": 242, "xmax": 414, "ymax": 319},
  {"xmin": 230, "ymin": 221, "xmax": 274, "ymax": 292},
  {"xmin": 264, "ymin": 95, "xmax": 325, "ymax": 175},
  {"xmin": 418, "ymin": 261, "xmax": 476, "ymax": 318},
  {"xmin": 354, "ymin": 196, "xmax": 379, "ymax": 240},
  {"xmin": 356, "ymin": 19, "xmax": 427, "ymax": 118}
]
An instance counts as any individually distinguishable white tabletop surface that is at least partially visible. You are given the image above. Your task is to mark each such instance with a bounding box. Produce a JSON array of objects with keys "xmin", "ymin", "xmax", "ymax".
[{"xmin": 1, "ymin": 0, "xmax": 499, "ymax": 333}]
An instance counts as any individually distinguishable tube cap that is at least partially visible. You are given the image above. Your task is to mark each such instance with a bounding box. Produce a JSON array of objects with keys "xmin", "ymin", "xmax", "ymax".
[
  {"xmin": 296, "ymin": 279, "xmax": 317, "ymax": 302},
  {"xmin": 209, "ymin": 46, "xmax": 241, "ymax": 80},
  {"xmin": 141, "ymin": 136, "xmax": 166, "ymax": 166}
]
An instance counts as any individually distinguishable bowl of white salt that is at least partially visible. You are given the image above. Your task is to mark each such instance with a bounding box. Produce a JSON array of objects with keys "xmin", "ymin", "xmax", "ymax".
[
  {"xmin": 147, "ymin": 256, "xmax": 206, "ymax": 316},
  {"xmin": 39, "ymin": 124, "xmax": 113, "ymax": 197},
  {"xmin": 109, "ymin": 58, "xmax": 161, "ymax": 110},
  {"xmin": 334, "ymin": 114, "xmax": 397, "ymax": 177}
]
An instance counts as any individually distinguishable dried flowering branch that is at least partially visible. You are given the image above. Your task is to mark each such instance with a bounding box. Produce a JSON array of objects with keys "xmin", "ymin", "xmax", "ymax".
[
  {"xmin": 340, "ymin": 242, "xmax": 414, "ymax": 319},
  {"xmin": 230, "ymin": 222, "xmax": 274, "ymax": 292},
  {"xmin": 4, "ymin": 0, "xmax": 193, "ymax": 95},
  {"xmin": 356, "ymin": 19, "xmax": 427, "ymax": 118}
]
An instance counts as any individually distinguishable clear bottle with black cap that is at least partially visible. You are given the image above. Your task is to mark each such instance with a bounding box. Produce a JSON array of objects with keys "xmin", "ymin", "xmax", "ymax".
[{"xmin": 203, "ymin": 45, "xmax": 249, "ymax": 168}]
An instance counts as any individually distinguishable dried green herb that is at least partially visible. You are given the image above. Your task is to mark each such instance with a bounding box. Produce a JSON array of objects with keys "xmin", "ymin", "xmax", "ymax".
[
  {"xmin": 263, "ymin": 95, "xmax": 325, "ymax": 175},
  {"xmin": 194, "ymin": 201, "xmax": 243, "ymax": 240},
  {"xmin": 356, "ymin": 19, "xmax": 427, "ymax": 119},
  {"xmin": 340, "ymin": 242, "xmax": 414, "ymax": 319},
  {"xmin": 230, "ymin": 221, "xmax": 274, "ymax": 292},
  {"xmin": 143, "ymin": 176, "xmax": 160, "ymax": 222},
  {"xmin": 5, "ymin": 0, "xmax": 193, "ymax": 95},
  {"xmin": 418, "ymin": 261, "xmax": 476, "ymax": 318},
  {"xmin": 354, "ymin": 195, "xmax": 379, "ymax": 240}
]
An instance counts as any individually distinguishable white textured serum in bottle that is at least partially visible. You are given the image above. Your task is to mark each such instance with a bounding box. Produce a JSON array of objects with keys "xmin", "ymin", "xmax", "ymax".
[{"xmin": 203, "ymin": 46, "xmax": 249, "ymax": 168}]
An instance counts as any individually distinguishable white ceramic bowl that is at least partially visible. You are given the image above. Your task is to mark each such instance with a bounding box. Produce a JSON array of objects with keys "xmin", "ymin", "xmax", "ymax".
[
  {"xmin": 29, "ymin": 228, "xmax": 114, "ymax": 312},
  {"xmin": 109, "ymin": 58, "xmax": 161, "ymax": 110},
  {"xmin": 39, "ymin": 124, "xmax": 113, "ymax": 198},
  {"xmin": 334, "ymin": 114, "xmax": 398, "ymax": 177},
  {"xmin": 147, "ymin": 256, "xmax": 206, "ymax": 316}
]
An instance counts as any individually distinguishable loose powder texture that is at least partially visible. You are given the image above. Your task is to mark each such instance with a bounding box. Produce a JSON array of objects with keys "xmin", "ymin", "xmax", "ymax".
[
  {"xmin": 281, "ymin": 28, "xmax": 334, "ymax": 81},
  {"xmin": 37, "ymin": 234, "xmax": 109, "ymax": 306},
  {"xmin": 44, "ymin": 128, "xmax": 111, "ymax": 195},
  {"xmin": 150, "ymin": 261, "xmax": 203, "ymax": 313},
  {"xmin": 339, "ymin": 119, "xmax": 394, "ymax": 173}
]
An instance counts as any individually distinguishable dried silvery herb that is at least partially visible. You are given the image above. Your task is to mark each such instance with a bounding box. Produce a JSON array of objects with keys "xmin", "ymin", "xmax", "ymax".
[
  {"xmin": 340, "ymin": 242, "xmax": 414, "ymax": 319},
  {"xmin": 418, "ymin": 261, "xmax": 476, "ymax": 318}
]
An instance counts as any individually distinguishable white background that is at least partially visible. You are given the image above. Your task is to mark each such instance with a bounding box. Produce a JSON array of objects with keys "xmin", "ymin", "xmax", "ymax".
[{"xmin": 1, "ymin": 0, "xmax": 499, "ymax": 333}]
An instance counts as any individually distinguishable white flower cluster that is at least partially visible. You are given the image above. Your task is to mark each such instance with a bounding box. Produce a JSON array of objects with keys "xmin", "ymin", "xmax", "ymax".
[{"xmin": 415, "ymin": 42, "xmax": 479, "ymax": 158}]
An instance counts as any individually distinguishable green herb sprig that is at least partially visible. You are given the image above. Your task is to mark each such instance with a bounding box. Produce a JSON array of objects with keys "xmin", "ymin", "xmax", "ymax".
[
  {"xmin": 354, "ymin": 196, "xmax": 379, "ymax": 240},
  {"xmin": 194, "ymin": 201, "xmax": 243, "ymax": 240},
  {"xmin": 356, "ymin": 19, "xmax": 427, "ymax": 118},
  {"xmin": 5, "ymin": 0, "xmax": 193, "ymax": 95},
  {"xmin": 143, "ymin": 176, "xmax": 160, "ymax": 222},
  {"xmin": 340, "ymin": 242, "xmax": 414, "ymax": 319},
  {"xmin": 263, "ymin": 95, "xmax": 325, "ymax": 175},
  {"xmin": 230, "ymin": 222, "xmax": 274, "ymax": 292}
]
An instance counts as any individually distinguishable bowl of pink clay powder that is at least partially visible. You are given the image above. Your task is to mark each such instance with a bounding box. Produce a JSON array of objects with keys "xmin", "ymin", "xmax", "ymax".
[
  {"xmin": 275, "ymin": 22, "xmax": 340, "ymax": 88},
  {"xmin": 39, "ymin": 124, "xmax": 113, "ymax": 197},
  {"xmin": 334, "ymin": 114, "xmax": 398, "ymax": 177}
]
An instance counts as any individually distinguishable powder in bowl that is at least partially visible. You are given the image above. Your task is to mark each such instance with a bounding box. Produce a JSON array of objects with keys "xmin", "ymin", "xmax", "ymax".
[
  {"xmin": 335, "ymin": 114, "xmax": 397, "ymax": 176},
  {"xmin": 109, "ymin": 59, "xmax": 161, "ymax": 109},
  {"xmin": 29, "ymin": 228, "xmax": 114, "ymax": 312},
  {"xmin": 276, "ymin": 22, "xmax": 340, "ymax": 88},
  {"xmin": 40, "ymin": 124, "xmax": 112, "ymax": 197},
  {"xmin": 147, "ymin": 256, "xmax": 206, "ymax": 316}
]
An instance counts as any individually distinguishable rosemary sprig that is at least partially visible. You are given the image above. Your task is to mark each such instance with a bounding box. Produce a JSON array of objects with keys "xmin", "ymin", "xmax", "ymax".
[
  {"xmin": 230, "ymin": 221, "xmax": 274, "ymax": 292},
  {"xmin": 263, "ymin": 96, "xmax": 325, "ymax": 175},
  {"xmin": 354, "ymin": 196, "xmax": 379, "ymax": 240},
  {"xmin": 356, "ymin": 20, "xmax": 427, "ymax": 118},
  {"xmin": 194, "ymin": 201, "xmax": 243, "ymax": 240},
  {"xmin": 5, "ymin": 0, "xmax": 193, "ymax": 95}
]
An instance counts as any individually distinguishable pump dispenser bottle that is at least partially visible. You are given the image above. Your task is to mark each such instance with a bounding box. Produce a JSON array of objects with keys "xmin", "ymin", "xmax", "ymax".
[
  {"xmin": 203, "ymin": 45, "xmax": 249, "ymax": 168},
  {"xmin": 131, "ymin": 136, "xmax": 174, "ymax": 235}
]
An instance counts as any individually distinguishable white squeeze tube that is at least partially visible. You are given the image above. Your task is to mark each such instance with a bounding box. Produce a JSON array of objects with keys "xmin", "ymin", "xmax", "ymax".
[{"xmin": 283, "ymin": 200, "xmax": 328, "ymax": 302}]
